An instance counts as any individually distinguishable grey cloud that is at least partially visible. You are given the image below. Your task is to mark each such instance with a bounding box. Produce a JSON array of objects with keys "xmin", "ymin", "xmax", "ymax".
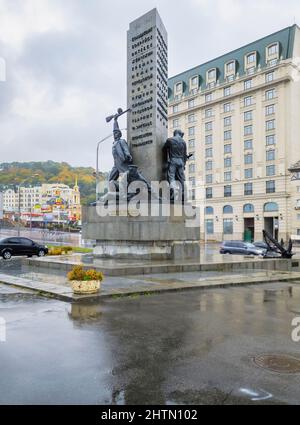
[{"xmin": 0, "ymin": 0, "xmax": 300, "ymax": 170}]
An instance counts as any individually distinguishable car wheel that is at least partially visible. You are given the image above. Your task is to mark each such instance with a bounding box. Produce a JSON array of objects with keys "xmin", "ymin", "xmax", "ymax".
[
  {"xmin": 38, "ymin": 250, "xmax": 46, "ymax": 257},
  {"xmin": 2, "ymin": 251, "xmax": 12, "ymax": 260}
]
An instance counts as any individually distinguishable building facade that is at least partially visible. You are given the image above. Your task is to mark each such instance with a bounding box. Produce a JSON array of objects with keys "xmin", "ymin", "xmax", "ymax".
[
  {"xmin": 168, "ymin": 24, "xmax": 300, "ymax": 242},
  {"xmin": 2, "ymin": 181, "xmax": 81, "ymax": 223}
]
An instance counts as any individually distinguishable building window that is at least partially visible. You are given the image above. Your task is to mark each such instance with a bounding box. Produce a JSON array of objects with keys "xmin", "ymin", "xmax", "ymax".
[
  {"xmin": 205, "ymin": 219, "xmax": 214, "ymax": 235},
  {"xmin": 207, "ymin": 68, "xmax": 217, "ymax": 81},
  {"xmin": 244, "ymin": 183, "xmax": 253, "ymax": 196},
  {"xmin": 244, "ymin": 168, "xmax": 253, "ymax": 179},
  {"xmin": 224, "ymin": 171, "xmax": 232, "ymax": 182},
  {"xmin": 206, "ymin": 174, "xmax": 213, "ymax": 184},
  {"xmin": 205, "ymin": 148, "xmax": 213, "ymax": 158},
  {"xmin": 247, "ymin": 66, "xmax": 255, "ymax": 75},
  {"xmin": 205, "ymin": 206, "xmax": 214, "ymax": 215},
  {"xmin": 188, "ymin": 114, "xmax": 196, "ymax": 123},
  {"xmin": 189, "ymin": 139, "xmax": 195, "ymax": 149},
  {"xmin": 205, "ymin": 93, "xmax": 213, "ymax": 102},
  {"xmin": 224, "ymin": 144, "xmax": 232, "ymax": 154},
  {"xmin": 264, "ymin": 202, "xmax": 278, "ymax": 212},
  {"xmin": 189, "ymin": 163, "xmax": 196, "ymax": 173},
  {"xmin": 266, "ymin": 134, "xmax": 276, "ymax": 145},
  {"xmin": 244, "ymin": 79, "xmax": 252, "ymax": 90},
  {"xmin": 246, "ymin": 52, "xmax": 256, "ymax": 64},
  {"xmin": 225, "ymin": 61, "xmax": 235, "ymax": 75},
  {"xmin": 175, "ymin": 82, "xmax": 182, "ymax": 93},
  {"xmin": 244, "ymin": 203, "xmax": 254, "ymax": 213},
  {"xmin": 172, "ymin": 105, "xmax": 179, "ymax": 113},
  {"xmin": 190, "ymin": 75, "xmax": 199, "ymax": 87},
  {"xmin": 245, "ymin": 153, "xmax": 253, "ymax": 165},
  {"xmin": 223, "ymin": 219, "xmax": 233, "ymax": 235},
  {"xmin": 224, "ymin": 86, "xmax": 231, "ymax": 97},
  {"xmin": 224, "ymin": 157, "xmax": 232, "ymax": 168},
  {"xmin": 205, "ymin": 135, "xmax": 212, "ymax": 145},
  {"xmin": 244, "ymin": 96, "xmax": 252, "ymax": 107},
  {"xmin": 223, "ymin": 205, "xmax": 233, "ymax": 214},
  {"xmin": 266, "ymin": 72, "xmax": 274, "ymax": 83},
  {"xmin": 224, "ymin": 116, "xmax": 231, "ymax": 127},
  {"xmin": 188, "ymin": 99, "xmax": 195, "ymax": 108},
  {"xmin": 206, "ymin": 160, "xmax": 213, "ymax": 171},
  {"xmin": 266, "ymin": 180, "xmax": 275, "ymax": 194},
  {"xmin": 205, "ymin": 108, "xmax": 213, "ymax": 118},
  {"xmin": 224, "ymin": 102, "xmax": 232, "ymax": 113},
  {"xmin": 188, "ymin": 127, "xmax": 195, "ymax": 136},
  {"xmin": 244, "ymin": 111, "xmax": 253, "ymax": 121},
  {"xmin": 189, "ymin": 177, "xmax": 196, "ymax": 187},
  {"xmin": 244, "ymin": 139, "xmax": 253, "ymax": 150},
  {"xmin": 266, "ymin": 149, "xmax": 275, "ymax": 161},
  {"xmin": 205, "ymin": 122, "xmax": 213, "ymax": 131},
  {"xmin": 266, "ymin": 119, "xmax": 275, "ymax": 131},
  {"xmin": 244, "ymin": 125, "xmax": 253, "ymax": 136},
  {"xmin": 266, "ymin": 165, "xmax": 275, "ymax": 176},
  {"xmin": 266, "ymin": 89, "xmax": 276, "ymax": 100},
  {"xmin": 173, "ymin": 119, "xmax": 179, "ymax": 128},
  {"xmin": 267, "ymin": 43, "xmax": 279, "ymax": 57},
  {"xmin": 266, "ymin": 104, "xmax": 275, "ymax": 116},
  {"xmin": 224, "ymin": 185, "xmax": 232, "ymax": 197},
  {"xmin": 224, "ymin": 130, "xmax": 232, "ymax": 141},
  {"xmin": 206, "ymin": 188, "xmax": 213, "ymax": 199}
]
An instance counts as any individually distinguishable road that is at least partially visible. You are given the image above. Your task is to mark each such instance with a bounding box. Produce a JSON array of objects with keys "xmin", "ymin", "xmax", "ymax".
[
  {"xmin": 0, "ymin": 227, "xmax": 83, "ymax": 246},
  {"xmin": 1, "ymin": 280, "xmax": 300, "ymax": 405}
]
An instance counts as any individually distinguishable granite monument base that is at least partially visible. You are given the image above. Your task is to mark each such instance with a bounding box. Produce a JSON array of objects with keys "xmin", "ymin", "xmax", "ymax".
[{"xmin": 82, "ymin": 204, "xmax": 200, "ymax": 261}]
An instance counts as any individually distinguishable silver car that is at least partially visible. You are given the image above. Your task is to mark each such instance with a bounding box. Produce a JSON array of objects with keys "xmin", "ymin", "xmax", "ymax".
[{"xmin": 220, "ymin": 241, "xmax": 266, "ymax": 256}]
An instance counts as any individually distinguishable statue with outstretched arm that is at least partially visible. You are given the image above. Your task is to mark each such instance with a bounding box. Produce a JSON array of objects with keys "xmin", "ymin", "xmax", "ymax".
[{"xmin": 108, "ymin": 110, "xmax": 133, "ymax": 183}]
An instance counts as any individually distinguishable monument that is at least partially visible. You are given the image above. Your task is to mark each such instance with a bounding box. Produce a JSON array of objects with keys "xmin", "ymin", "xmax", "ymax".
[{"xmin": 82, "ymin": 8, "xmax": 200, "ymax": 261}]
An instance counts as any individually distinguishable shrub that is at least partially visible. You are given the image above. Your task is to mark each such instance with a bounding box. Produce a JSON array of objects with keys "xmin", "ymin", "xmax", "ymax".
[
  {"xmin": 67, "ymin": 266, "xmax": 104, "ymax": 282},
  {"xmin": 48, "ymin": 247, "xmax": 63, "ymax": 256}
]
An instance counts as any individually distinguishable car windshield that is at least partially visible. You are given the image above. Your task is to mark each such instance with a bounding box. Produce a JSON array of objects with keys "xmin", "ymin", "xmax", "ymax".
[{"xmin": 245, "ymin": 243, "xmax": 257, "ymax": 248}]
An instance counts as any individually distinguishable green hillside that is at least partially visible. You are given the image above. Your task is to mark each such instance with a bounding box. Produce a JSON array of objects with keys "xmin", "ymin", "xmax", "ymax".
[{"xmin": 0, "ymin": 161, "xmax": 107, "ymax": 205}]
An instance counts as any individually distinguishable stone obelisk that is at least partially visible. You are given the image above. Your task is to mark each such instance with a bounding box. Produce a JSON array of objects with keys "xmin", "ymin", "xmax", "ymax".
[{"xmin": 127, "ymin": 8, "xmax": 168, "ymax": 183}]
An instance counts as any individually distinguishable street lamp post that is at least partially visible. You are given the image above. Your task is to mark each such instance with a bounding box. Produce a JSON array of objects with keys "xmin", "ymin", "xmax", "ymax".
[{"xmin": 17, "ymin": 174, "xmax": 39, "ymax": 237}]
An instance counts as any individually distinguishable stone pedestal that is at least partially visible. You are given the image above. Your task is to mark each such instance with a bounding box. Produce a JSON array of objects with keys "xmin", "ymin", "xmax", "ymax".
[{"xmin": 82, "ymin": 204, "xmax": 200, "ymax": 261}]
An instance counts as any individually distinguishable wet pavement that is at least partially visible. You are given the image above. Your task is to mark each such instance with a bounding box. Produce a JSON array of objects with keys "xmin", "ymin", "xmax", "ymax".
[
  {"xmin": 1, "ymin": 280, "xmax": 300, "ymax": 404},
  {"xmin": 1, "ymin": 258, "xmax": 299, "ymax": 301}
]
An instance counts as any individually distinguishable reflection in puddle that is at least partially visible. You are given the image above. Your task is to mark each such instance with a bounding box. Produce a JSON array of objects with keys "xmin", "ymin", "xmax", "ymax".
[{"xmin": 68, "ymin": 303, "xmax": 103, "ymax": 324}]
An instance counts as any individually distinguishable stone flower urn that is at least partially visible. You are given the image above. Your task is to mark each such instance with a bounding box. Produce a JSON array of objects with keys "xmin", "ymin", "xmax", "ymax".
[
  {"xmin": 71, "ymin": 280, "xmax": 101, "ymax": 295},
  {"xmin": 67, "ymin": 265, "xmax": 103, "ymax": 295}
]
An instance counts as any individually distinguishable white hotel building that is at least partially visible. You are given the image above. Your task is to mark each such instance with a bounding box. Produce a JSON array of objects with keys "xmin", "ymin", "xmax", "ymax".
[{"xmin": 168, "ymin": 24, "xmax": 300, "ymax": 242}]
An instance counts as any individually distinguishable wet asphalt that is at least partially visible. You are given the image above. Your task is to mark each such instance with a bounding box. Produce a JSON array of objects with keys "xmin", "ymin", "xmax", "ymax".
[{"xmin": 0, "ymin": 279, "xmax": 300, "ymax": 405}]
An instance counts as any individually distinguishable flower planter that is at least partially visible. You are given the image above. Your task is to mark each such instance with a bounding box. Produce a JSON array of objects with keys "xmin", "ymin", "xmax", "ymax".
[{"xmin": 71, "ymin": 280, "xmax": 101, "ymax": 295}]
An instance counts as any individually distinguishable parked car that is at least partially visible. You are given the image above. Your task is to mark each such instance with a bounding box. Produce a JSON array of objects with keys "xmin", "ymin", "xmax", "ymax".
[
  {"xmin": 220, "ymin": 241, "xmax": 266, "ymax": 256},
  {"xmin": 0, "ymin": 237, "xmax": 48, "ymax": 260},
  {"xmin": 253, "ymin": 241, "xmax": 269, "ymax": 250}
]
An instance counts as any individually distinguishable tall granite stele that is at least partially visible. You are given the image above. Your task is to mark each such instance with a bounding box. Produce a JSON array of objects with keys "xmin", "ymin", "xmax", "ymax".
[
  {"xmin": 127, "ymin": 8, "xmax": 168, "ymax": 183},
  {"xmin": 82, "ymin": 9, "xmax": 200, "ymax": 261}
]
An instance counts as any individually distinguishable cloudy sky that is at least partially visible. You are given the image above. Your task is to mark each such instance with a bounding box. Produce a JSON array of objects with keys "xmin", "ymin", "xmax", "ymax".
[{"xmin": 0, "ymin": 0, "xmax": 300, "ymax": 171}]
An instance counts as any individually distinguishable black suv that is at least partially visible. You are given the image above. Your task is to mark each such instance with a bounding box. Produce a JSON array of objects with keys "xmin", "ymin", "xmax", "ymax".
[{"xmin": 0, "ymin": 237, "xmax": 48, "ymax": 260}]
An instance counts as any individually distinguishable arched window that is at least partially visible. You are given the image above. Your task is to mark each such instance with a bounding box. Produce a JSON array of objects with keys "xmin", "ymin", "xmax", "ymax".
[
  {"xmin": 264, "ymin": 202, "xmax": 279, "ymax": 212},
  {"xmin": 205, "ymin": 206, "xmax": 214, "ymax": 215},
  {"xmin": 223, "ymin": 205, "xmax": 233, "ymax": 214},
  {"xmin": 243, "ymin": 204, "xmax": 254, "ymax": 213}
]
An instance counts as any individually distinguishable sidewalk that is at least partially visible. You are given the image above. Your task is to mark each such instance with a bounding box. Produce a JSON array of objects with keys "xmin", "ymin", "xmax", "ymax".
[{"xmin": 1, "ymin": 267, "xmax": 300, "ymax": 302}]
